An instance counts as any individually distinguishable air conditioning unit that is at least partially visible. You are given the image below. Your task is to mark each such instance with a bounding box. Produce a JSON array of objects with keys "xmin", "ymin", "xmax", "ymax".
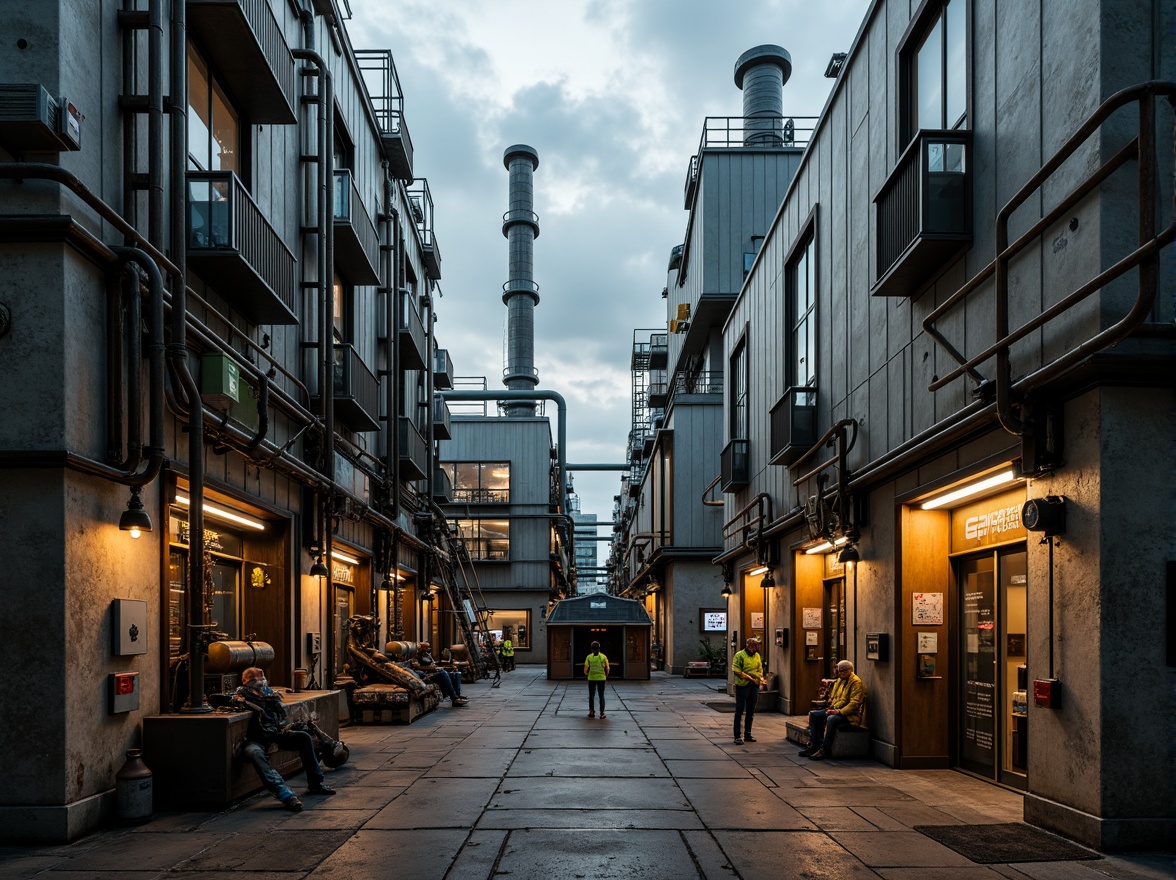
[{"xmin": 0, "ymin": 84, "xmax": 82, "ymax": 152}]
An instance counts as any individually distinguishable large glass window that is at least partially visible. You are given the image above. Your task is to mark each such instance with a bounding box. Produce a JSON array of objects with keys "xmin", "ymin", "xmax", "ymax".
[
  {"xmin": 490, "ymin": 609, "xmax": 531, "ymax": 650},
  {"xmin": 442, "ymin": 461, "xmax": 510, "ymax": 503},
  {"xmin": 188, "ymin": 46, "xmax": 241, "ymax": 174},
  {"xmin": 454, "ymin": 519, "xmax": 510, "ymax": 560},
  {"xmin": 788, "ymin": 231, "xmax": 817, "ymax": 389},
  {"xmin": 905, "ymin": 0, "xmax": 967, "ymax": 142}
]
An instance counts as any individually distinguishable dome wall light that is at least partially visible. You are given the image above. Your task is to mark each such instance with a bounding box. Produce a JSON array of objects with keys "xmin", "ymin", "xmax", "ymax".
[{"xmin": 119, "ymin": 487, "xmax": 153, "ymax": 538}]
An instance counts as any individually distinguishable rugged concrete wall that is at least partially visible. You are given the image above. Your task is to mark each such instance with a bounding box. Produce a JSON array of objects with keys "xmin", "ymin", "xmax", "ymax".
[{"xmin": 1023, "ymin": 386, "xmax": 1176, "ymax": 849}]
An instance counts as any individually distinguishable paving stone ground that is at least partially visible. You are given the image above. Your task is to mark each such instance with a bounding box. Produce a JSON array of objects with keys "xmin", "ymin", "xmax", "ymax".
[{"xmin": 2, "ymin": 668, "xmax": 1172, "ymax": 879}]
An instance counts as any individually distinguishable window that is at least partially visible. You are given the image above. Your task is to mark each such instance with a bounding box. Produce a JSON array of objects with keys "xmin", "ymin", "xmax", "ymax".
[
  {"xmin": 443, "ymin": 462, "xmax": 510, "ymax": 503},
  {"xmin": 788, "ymin": 229, "xmax": 817, "ymax": 389},
  {"xmin": 902, "ymin": 0, "xmax": 967, "ymax": 144},
  {"xmin": 188, "ymin": 44, "xmax": 241, "ymax": 174},
  {"xmin": 490, "ymin": 609, "xmax": 531, "ymax": 650},
  {"xmin": 454, "ymin": 519, "xmax": 510, "ymax": 560},
  {"xmin": 332, "ymin": 273, "xmax": 351, "ymax": 342},
  {"xmin": 729, "ymin": 338, "xmax": 748, "ymax": 440}
]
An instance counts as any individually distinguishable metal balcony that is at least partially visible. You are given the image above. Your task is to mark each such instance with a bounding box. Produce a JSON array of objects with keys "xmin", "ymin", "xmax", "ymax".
[
  {"xmin": 397, "ymin": 289, "xmax": 427, "ymax": 370},
  {"xmin": 432, "ymin": 466, "xmax": 453, "ymax": 504},
  {"xmin": 647, "ymin": 381, "xmax": 668, "ymax": 409},
  {"xmin": 331, "ymin": 344, "xmax": 380, "ymax": 434},
  {"xmin": 187, "ymin": 0, "xmax": 296, "ymax": 124},
  {"xmin": 333, "ymin": 169, "xmax": 380, "ymax": 285},
  {"xmin": 354, "ymin": 49, "xmax": 413, "ymax": 182},
  {"xmin": 407, "ymin": 179, "xmax": 441, "ymax": 280},
  {"xmin": 433, "ymin": 348, "xmax": 454, "ymax": 390},
  {"xmin": 432, "ymin": 394, "xmax": 452, "ymax": 441},
  {"xmin": 186, "ymin": 171, "xmax": 297, "ymax": 325},
  {"xmin": 873, "ymin": 130, "xmax": 972, "ymax": 297},
  {"xmin": 398, "ymin": 416, "xmax": 427, "ymax": 482},
  {"xmin": 720, "ymin": 438, "xmax": 750, "ymax": 492},
  {"xmin": 649, "ymin": 333, "xmax": 668, "ymax": 369},
  {"xmin": 769, "ymin": 386, "xmax": 817, "ymax": 466}
]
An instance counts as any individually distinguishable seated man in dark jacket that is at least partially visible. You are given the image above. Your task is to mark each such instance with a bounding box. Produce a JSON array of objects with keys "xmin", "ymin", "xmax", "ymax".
[
  {"xmin": 415, "ymin": 642, "xmax": 468, "ymax": 706},
  {"xmin": 232, "ymin": 666, "xmax": 336, "ymax": 811}
]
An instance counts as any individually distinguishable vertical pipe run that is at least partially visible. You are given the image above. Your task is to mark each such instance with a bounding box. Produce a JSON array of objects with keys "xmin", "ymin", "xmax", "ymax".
[
  {"xmin": 734, "ymin": 45, "xmax": 791, "ymax": 147},
  {"xmin": 501, "ymin": 145, "xmax": 540, "ymax": 417}
]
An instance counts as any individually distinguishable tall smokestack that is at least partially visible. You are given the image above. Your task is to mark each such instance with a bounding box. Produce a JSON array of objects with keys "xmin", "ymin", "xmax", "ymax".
[
  {"xmin": 501, "ymin": 144, "xmax": 541, "ymax": 417},
  {"xmin": 734, "ymin": 45, "xmax": 792, "ymax": 146}
]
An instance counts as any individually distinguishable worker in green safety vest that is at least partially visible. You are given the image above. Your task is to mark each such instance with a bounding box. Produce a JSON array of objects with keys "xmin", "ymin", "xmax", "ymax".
[{"xmin": 500, "ymin": 635, "xmax": 515, "ymax": 671}]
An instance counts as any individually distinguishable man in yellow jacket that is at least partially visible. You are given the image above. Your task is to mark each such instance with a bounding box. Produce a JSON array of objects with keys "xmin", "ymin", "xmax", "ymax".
[
  {"xmin": 584, "ymin": 641, "xmax": 610, "ymax": 718},
  {"xmin": 732, "ymin": 637, "xmax": 766, "ymax": 745},
  {"xmin": 800, "ymin": 659, "xmax": 865, "ymax": 759}
]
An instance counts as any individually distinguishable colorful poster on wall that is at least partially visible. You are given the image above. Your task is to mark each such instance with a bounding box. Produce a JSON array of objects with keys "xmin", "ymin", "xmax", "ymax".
[{"xmin": 912, "ymin": 592, "xmax": 944, "ymax": 625}]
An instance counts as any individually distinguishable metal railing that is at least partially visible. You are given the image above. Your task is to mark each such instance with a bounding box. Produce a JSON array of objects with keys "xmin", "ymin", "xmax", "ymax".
[
  {"xmin": 333, "ymin": 169, "xmax": 380, "ymax": 279},
  {"xmin": 685, "ymin": 115, "xmax": 818, "ymax": 203},
  {"xmin": 875, "ymin": 129, "xmax": 971, "ymax": 282},
  {"xmin": 186, "ymin": 170, "xmax": 295, "ymax": 312},
  {"xmin": 923, "ymin": 81, "xmax": 1176, "ymax": 436},
  {"xmin": 397, "ymin": 289, "xmax": 427, "ymax": 370},
  {"xmin": 333, "ymin": 343, "xmax": 379, "ymax": 432}
]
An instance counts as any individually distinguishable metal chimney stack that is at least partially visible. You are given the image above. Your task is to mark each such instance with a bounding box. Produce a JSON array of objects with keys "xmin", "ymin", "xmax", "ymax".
[
  {"xmin": 734, "ymin": 45, "xmax": 792, "ymax": 146},
  {"xmin": 501, "ymin": 144, "xmax": 541, "ymax": 417}
]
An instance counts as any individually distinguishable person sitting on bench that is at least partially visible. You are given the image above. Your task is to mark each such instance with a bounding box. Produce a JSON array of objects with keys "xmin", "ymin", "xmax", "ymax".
[
  {"xmin": 800, "ymin": 659, "xmax": 864, "ymax": 760},
  {"xmin": 232, "ymin": 667, "xmax": 336, "ymax": 811},
  {"xmin": 415, "ymin": 642, "xmax": 469, "ymax": 705}
]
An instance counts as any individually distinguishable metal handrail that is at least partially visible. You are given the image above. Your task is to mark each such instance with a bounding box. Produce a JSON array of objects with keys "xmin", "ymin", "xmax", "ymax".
[{"xmin": 922, "ymin": 81, "xmax": 1176, "ymax": 435}]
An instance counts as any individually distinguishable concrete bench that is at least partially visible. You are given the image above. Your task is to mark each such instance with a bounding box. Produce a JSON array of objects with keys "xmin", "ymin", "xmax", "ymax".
[
  {"xmin": 683, "ymin": 662, "xmax": 712, "ymax": 678},
  {"xmin": 785, "ymin": 710, "xmax": 871, "ymax": 759},
  {"xmin": 143, "ymin": 690, "xmax": 342, "ymax": 806}
]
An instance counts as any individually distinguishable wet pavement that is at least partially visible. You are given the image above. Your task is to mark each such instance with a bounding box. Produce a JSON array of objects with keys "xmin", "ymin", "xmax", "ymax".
[{"xmin": 2, "ymin": 668, "xmax": 1172, "ymax": 879}]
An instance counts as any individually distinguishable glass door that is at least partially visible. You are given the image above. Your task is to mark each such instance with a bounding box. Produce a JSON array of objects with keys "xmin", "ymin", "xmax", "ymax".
[
  {"xmin": 823, "ymin": 576, "xmax": 845, "ymax": 678},
  {"xmin": 957, "ymin": 547, "xmax": 1028, "ymax": 787}
]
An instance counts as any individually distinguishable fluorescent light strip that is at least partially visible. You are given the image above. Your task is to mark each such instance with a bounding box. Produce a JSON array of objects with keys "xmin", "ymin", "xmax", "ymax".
[
  {"xmin": 331, "ymin": 550, "xmax": 361, "ymax": 566},
  {"xmin": 175, "ymin": 494, "xmax": 267, "ymax": 531},
  {"xmin": 804, "ymin": 536, "xmax": 849, "ymax": 555},
  {"xmin": 747, "ymin": 565, "xmax": 769, "ymax": 577},
  {"xmin": 919, "ymin": 469, "xmax": 1019, "ymax": 510}
]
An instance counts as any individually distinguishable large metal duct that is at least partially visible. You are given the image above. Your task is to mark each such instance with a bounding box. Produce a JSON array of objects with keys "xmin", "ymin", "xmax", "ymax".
[
  {"xmin": 501, "ymin": 144, "xmax": 541, "ymax": 417},
  {"xmin": 734, "ymin": 45, "xmax": 792, "ymax": 146}
]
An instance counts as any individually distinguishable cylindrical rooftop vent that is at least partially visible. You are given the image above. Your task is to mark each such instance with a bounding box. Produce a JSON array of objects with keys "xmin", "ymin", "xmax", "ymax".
[
  {"xmin": 501, "ymin": 144, "xmax": 540, "ymax": 417},
  {"xmin": 734, "ymin": 45, "xmax": 792, "ymax": 147}
]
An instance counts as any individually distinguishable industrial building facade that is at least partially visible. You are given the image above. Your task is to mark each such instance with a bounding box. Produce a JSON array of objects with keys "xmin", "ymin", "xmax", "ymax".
[
  {"xmin": 615, "ymin": 0, "xmax": 1173, "ymax": 852},
  {"xmin": 0, "ymin": 0, "xmax": 462, "ymax": 841}
]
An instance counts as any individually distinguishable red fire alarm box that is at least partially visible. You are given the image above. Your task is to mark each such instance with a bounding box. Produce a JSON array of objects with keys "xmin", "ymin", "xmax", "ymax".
[
  {"xmin": 1033, "ymin": 678, "xmax": 1060, "ymax": 709},
  {"xmin": 109, "ymin": 671, "xmax": 140, "ymax": 714}
]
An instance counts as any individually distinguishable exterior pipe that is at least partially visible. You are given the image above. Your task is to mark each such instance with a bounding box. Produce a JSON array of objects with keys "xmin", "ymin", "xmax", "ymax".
[
  {"xmin": 111, "ymin": 247, "xmax": 167, "ymax": 489},
  {"xmin": 292, "ymin": 39, "xmax": 336, "ymax": 687},
  {"xmin": 167, "ymin": 0, "xmax": 212, "ymax": 713}
]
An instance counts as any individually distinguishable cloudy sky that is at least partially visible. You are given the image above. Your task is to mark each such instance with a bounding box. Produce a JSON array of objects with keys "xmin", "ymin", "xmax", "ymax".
[{"xmin": 348, "ymin": 0, "xmax": 871, "ymax": 545}]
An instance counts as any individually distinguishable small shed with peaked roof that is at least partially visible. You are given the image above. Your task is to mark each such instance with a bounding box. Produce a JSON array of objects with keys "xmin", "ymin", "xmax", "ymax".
[{"xmin": 545, "ymin": 594, "xmax": 652, "ymax": 680}]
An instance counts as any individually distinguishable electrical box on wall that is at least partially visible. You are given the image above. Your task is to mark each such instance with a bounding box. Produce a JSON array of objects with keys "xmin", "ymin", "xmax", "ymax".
[
  {"xmin": 109, "ymin": 671, "xmax": 140, "ymax": 714},
  {"xmin": 775, "ymin": 627, "xmax": 787, "ymax": 647},
  {"xmin": 865, "ymin": 632, "xmax": 889, "ymax": 662},
  {"xmin": 307, "ymin": 632, "xmax": 321, "ymax": 655},
  {"xmin": 1033, "ymin": 678, "xmax": 1061, "ymax": 709},
  {"xmin": 112, "ymin": 599, "xmax": 148, "ymax": 656}
]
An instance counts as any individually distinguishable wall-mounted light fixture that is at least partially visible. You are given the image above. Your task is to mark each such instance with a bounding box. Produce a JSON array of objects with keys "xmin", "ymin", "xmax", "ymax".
[
  {"xmin": 331, "ymin": 549, "xmax": 361, "ymax": 566},
  {"xmin": 720, "ymin": 582, "xmax": 733, "ymax": 600},
  {"xmin": 919, "ymin": 468, "xmax": 1019, "ymax": 510},
  {"xmin": 760, "ymin": 569, "xmax": 776, "ymax": 589},
  {"xmin": 805, "ymin": 535, "xmax": 849, "ymax": 555},
  {"xmin": 175, "ymin": 493, "xmax": 266, "ymax": 530},
  {"xmin": 838, "ymin": 544, "xmax": 860, "ymax": 564},
  {"xmin": 119, "ymin": 486, "xmax": 152, "ymax": 538},
  {"xmin": 747, "ymin": 565, "xmax": 769, "ymax": 577},
  {"xmin": 309, "ymin": 554, "xmax": 329, "ymax": 578}
]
